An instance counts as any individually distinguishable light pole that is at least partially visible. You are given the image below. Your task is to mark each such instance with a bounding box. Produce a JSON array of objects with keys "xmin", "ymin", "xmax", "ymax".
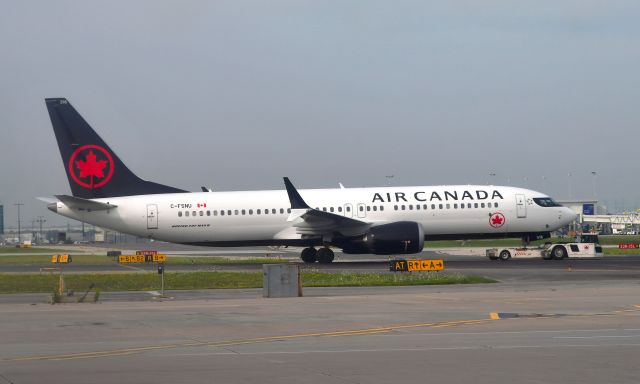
[
  {"xmin": 488, "ymin": 172, "xmax": 496, "ymax": 185},
  {"xmin": 591, "ymin": 171, "xmax": 597, "ymax": 198},
  {"xmin": 542, "ymin": 175, "xmax": 547, "ymax": 192},
  {"xmin": 36, "ymin": 216, "xmax": 46, "ymax": 244},
  {"xmin": 13, "ymin": 203, "xmax": 23, "ymax": 244},
  {"xmin": 385, "ymin": 175, "xmax": 394, "ymax": 186},
  {"xmin": 567, "ymin": 172, "xmax": 573, "ymax": 199}
]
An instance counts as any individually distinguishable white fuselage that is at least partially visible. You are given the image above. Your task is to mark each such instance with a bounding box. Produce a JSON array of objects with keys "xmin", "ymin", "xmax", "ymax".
[{"xmin": 50, "ymin": 185, "xmax": 576, "ymax": 246}]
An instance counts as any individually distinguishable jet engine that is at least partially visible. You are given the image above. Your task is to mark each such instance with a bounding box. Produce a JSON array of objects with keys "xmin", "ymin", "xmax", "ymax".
[{"xmin": 340, "ymin": 221, "xmax": 425, "ymax": 254}]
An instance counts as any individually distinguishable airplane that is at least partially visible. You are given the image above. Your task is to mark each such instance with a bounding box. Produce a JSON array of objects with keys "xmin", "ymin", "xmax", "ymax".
[{"xmin": 43, "ymin": 98, "xmax": 577, "ymax": 263}]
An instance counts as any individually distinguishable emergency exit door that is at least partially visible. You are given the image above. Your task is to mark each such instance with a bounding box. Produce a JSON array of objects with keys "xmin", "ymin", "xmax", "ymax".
[
  {"xmin": 515, "ymin": 194, "xmax": 527, "ymax": 218},
  {"xmin": 147, "ymin": 204, "xmax": 158, "ymax": 229}
]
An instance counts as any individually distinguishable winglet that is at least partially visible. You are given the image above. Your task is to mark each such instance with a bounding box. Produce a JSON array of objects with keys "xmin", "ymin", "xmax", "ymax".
[{"xmin": 283, "ymin": 177, "xmax": 311, "ymax": 209}]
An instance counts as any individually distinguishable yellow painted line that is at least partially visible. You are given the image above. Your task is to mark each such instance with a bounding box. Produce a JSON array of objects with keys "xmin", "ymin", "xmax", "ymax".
[
  {"xmin": 11, "ymin": 305, "xmax": 639, "ymax": 363},
  {"xmin": 4, "ymin": 317, "xmax": 492, "ymax": 362}
]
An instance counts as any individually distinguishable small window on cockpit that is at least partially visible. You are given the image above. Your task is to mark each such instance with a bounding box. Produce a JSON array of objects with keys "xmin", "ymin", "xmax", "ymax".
[{"xmin": 533, "ymin": 198, "xmax": 562, "ymax": 207}]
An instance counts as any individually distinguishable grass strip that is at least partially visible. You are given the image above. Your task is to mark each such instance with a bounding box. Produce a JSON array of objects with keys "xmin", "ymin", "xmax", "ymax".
[
  {"xmin": 0, "ymin": 247, "xmax": 74, "ymax": 254},
  {"xmin": 602, "ymin": 248, "xmax": 640, "ymax": 255},
  {"xmin": 0, "ymin": 255, "xmax": 288, "ymax": 266},
  {"xmin": 0, "ymin": 271, "xmax": 495, "ymax": 294},
  {"xmin": 302, "ymin": 271, "xmax": 495, "ymax": 287}
]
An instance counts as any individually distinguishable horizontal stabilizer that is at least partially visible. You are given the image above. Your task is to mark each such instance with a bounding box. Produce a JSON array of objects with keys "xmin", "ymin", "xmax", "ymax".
[{"xmin": 55, "ymin": 195, "xmax": 117, "ymax": 211}]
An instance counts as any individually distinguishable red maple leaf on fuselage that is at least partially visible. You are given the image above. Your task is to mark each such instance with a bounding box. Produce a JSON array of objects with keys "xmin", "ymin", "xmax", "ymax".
[
  {"xmin": 491, "ymin": 215, "xmax": 504, "ymax": 225},
  {"xmin": 76, "ymin": 150, "xmax": 108, "ymax": 187}
]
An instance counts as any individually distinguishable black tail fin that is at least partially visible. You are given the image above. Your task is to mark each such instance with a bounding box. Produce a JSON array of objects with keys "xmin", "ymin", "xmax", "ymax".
[{"xmin": 45, "ymin": 98, "xmax": 187, "ymax": 198}]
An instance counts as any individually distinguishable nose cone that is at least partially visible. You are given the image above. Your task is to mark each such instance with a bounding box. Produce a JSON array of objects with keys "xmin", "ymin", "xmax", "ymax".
[{"xmin": 561, "ymin": 208, "xmax": 578, "ymax": 226}]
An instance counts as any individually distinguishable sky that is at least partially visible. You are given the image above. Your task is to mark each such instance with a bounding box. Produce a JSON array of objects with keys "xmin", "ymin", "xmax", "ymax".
[{"xmin": 1, "ymin": 0, "xmax": 639, "ymax": 229}]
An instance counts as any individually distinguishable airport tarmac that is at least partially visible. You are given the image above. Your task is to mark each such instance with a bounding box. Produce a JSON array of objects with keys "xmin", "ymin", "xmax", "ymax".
[{"xmin": 1, "ymin": 249, "xmax": 640, "ymax": 383}]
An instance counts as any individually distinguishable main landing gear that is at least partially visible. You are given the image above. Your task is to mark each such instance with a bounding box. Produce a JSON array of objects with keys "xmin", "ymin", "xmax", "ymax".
[{"xmin": 300, "ymin": 247, "xmax": 334, "ymax": 264}]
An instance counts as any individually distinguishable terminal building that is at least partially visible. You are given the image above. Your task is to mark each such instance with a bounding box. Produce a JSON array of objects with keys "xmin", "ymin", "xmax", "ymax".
[{"xmin": 558, "ymin": 199, "xmax": 640, "ymax": 235}]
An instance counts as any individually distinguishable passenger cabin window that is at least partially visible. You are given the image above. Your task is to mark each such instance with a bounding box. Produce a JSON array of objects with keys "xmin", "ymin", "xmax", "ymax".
[
  {"xmin": 178, "ymin": 211, "xmax": 183, "ymax": 217},
  {"xmin": 200, "ymin": 211, "xmax": 203, "ymax": 216}
]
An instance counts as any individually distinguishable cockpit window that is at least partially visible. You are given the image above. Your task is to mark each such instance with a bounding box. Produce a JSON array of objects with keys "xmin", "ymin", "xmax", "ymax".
[{"xmin": 533, "ymin": 198, "xmax": 562, "ymax": 207}]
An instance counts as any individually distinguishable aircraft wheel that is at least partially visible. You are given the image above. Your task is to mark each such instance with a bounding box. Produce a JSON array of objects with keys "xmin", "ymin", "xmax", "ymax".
[
  {"xmin": 499, "ymin": 250, "xmax": 511, "ymax": 261},
  {"xmin": 300, "ymin": 247, "xmax": 317, "ymax": 263},
  {"xmin": 317, "ymin": 247, "xmax": 335, "ymax": 264},
  {"xmin": 552, "ymin": 245, "xmax": 567, "ymax": 260}
]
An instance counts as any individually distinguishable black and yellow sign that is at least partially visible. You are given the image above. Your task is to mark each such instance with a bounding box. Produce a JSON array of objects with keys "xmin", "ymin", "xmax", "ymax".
[
  {"xmin": 51, "ymin": 254, "xmax": 72, "ymax": 263},
  {"xmin": 135, "ymin": 250, "xmax": 158, "ymax": 256},
  {"xmin": 118, "ymin": 254, "xmax": 167, "ymax": 263},
  {"xmin": 390, "ymin": 259, "xmax": 444, "ymax": 272}
]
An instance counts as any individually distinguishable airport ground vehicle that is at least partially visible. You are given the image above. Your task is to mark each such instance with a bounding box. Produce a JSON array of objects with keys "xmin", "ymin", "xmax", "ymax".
[{"xmin": 486, "ymin": 233, "xmax": 603, "ymax": 261}]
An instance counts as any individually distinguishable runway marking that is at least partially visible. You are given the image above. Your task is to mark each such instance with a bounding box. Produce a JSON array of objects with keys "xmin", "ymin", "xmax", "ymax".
[
  {"xmin": 4, "ymin": 304, "xmax": 640, "ymax": 363},
  {"xmin": 170, "ymin": 343, "xmax": 640, "ymax": 357},
  {"xmin": 2, "ymin": 318, "xmax": 492, "ymax": 362}
]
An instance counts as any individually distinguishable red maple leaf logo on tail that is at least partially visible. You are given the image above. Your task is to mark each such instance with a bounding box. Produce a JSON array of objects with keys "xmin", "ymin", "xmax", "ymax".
[
  {"xmin": 68, "ymin": 145, "xmax": 115, "ymax": 189},
  {"xmin": 76, "ymin": 151, "xmax": 108, "ymax": 183}
]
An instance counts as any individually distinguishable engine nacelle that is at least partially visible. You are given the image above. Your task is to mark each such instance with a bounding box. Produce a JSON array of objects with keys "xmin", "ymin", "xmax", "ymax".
[{"xmin": 341, "ymin": 221, "xmax": 425, "ymax": 255}]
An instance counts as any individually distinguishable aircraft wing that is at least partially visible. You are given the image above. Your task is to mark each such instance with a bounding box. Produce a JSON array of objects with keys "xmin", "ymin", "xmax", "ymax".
[{"xmin": 283, "ymin": 177, "xmax": 370, "ymax": 236}]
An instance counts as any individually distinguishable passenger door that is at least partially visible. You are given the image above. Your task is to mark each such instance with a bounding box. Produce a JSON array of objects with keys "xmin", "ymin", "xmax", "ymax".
[
  {"xmin": 515, "ymin": 194, "xmax": 527, "ymax": 218},
  {"xmin": 147, "ymin": 204, "xmax": 158, "ymax": 229}
]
